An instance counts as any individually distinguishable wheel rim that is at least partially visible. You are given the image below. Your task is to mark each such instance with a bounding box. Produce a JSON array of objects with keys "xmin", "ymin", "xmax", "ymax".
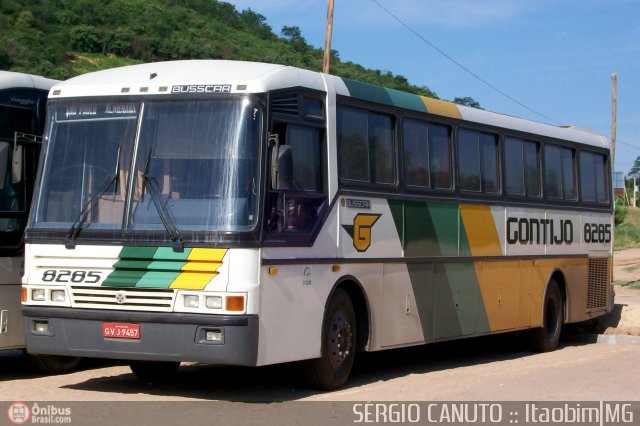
[{"xmin": 327, "ymin": 309, "xmax": 353, "ymax": 370}]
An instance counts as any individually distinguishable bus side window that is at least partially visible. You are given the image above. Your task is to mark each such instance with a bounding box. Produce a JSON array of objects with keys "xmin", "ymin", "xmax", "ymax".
[{"xmin": 0, "ymin": 141, "xmax": 24, "ymax": 236}]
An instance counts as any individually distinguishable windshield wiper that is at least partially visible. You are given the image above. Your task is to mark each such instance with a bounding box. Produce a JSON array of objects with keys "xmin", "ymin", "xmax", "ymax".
[
  {"xmin": 65, "ymin": 146, "xmax": 121, "ymax": 249},
  {"xmin": 141, "ymin": 149, "xmax": 184, "ymax": 252}
]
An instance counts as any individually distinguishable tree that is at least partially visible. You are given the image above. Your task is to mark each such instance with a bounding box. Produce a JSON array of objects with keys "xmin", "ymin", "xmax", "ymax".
[
  {"xmin": 281, "ymin": 26, "xmax": 304, "ymax": 43},
  {"xmin": 628, "ymin": 156, "xmax": 640, "ymax": 179},
  {"xmin": 453, "ymin": 96, "xmax": 482, "ymax": 109}
]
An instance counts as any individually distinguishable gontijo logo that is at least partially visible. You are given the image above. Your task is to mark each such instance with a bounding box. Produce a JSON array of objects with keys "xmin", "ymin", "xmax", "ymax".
[{"xmin": 342, "ymin": 213, "xmax": 382, "ymax": 252}]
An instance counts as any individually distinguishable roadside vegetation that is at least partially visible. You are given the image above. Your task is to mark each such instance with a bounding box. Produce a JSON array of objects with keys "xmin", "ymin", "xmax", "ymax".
[
  {"xmin": 614, "ymin": 205, "xmax": 640, "ymax": 250},
  {"xmin": 1, "ymin": 0, "xmax": 472, "ymax": 101}
]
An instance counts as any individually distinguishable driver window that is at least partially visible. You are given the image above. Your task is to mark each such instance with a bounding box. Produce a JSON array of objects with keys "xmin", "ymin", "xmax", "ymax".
[
  {"xmin": 268, "ymin": 117, "xmax": 326, "ymax": 236},
  {"xmin": 286, "ymin": 125, "xmax": 322, "ymax": 192}
]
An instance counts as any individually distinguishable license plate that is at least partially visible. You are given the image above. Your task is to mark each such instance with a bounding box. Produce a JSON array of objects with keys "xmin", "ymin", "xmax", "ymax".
[{"xmin": 102, "ymin": 322, "xmax": 141, "ymax": 339}]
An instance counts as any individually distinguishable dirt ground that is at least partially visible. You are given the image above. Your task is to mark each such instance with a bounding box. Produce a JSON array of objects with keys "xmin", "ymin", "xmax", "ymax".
[
  {"xmin": 613, "ymin": 247, "xmax": 640, "ymax": 284},
  {"xmin": 607, "ymin": 248, "xmax": 640, "ymax": 335}
]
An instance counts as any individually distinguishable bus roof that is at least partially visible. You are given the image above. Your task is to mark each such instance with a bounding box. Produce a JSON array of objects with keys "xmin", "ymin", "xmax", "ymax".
[
  {"xmin": 49, "ymin": 60, "xmax": 609, "ymax": 149},
  {"xmin": 0, "ymin": 71, "xmax": 59, "ymax": 92}
]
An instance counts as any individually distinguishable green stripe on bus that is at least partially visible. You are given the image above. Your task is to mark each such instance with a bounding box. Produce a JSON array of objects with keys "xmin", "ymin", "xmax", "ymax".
[
  {"xmin": 404, "ymin": 201, "xmax": 441, "ymax": 257},
  {"xmin": 147, "ymin": 260, "xmax": 188, "ymax": 272},
  {"xmin": 387, "ymin": 200, "xmax": 490, "ymax": 339},
  {"xmin": 110, "ymin": 259, "xmax": 154, "ymax": 270},
  {"xmin": 136, "ymin": 271, "xmax": 181, "ymax": 288},
  {"xmin": 427, "ymin": 203, "xmax": 458, "ymax": 256},
  {"xmin": 101, "ymin": 269, "xmax": 147, "ymax": 287},
  {"xmin": 153, "ymin": 247, "xmax": 192, "ymax": 260},
  {"xmin": 388, "ymin": 200, "xmax": 459, "ymax": 257},
  {"xmin": 442, "ymin": 263, "xmax": 490, "ymax": 336},
  {"xmin": 342, "ymin": 79, "xmax": 427, "ymax": 113},
  {"xmin": 119, "ymin": 246, "xmax": 158, "ymax": 260}
]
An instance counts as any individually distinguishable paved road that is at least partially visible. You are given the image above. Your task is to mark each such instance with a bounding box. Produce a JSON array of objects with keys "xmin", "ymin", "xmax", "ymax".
[
  {"xmin": 1, "ymin": 331, "xmax": 638, "ymax": 402},
  {"xmin": 2, "ymin": 264, "xmax": 639, "ymax": 403}
]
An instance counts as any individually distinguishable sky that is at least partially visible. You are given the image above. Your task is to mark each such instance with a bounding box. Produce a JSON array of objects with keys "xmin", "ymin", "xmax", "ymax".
[{"xmin": 226, "ymin": 0, "xmax": 639, "ymax": 175}]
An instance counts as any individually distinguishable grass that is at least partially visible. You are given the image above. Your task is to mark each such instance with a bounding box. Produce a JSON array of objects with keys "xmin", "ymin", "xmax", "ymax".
[
  {"xmin": 69, "ymin": 53, "xmax": 141, "ymax": 75},
  {"xmin": 615, "ymin": 208, "xmax": 640, "ymax": 250}
]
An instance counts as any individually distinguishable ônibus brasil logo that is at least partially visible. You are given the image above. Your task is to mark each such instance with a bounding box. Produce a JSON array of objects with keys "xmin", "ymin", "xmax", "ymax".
[{"xmin": 7, "ymin": 402, "xmax": 30, "ymax": 425}]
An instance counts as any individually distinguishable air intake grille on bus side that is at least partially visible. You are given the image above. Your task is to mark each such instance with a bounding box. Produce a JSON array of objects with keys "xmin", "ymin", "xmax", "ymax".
[
  {"xmin": 70, "ymin": 286, "xmax": 175, "ymax": 312},
  {"xmin": 271, "ymin": 95, "xmax": 299, "ymax": 116},
  {"xmin": 587, "ymin": 257, "xmax": 610, "ymax": 310}
]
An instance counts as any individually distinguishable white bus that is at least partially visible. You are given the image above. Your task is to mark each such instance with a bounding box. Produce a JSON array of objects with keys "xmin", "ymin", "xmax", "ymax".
[
  {"xmin": 22, "ymin": 61, "xmax": 612, "ymax": 389},
  {"xmin": 0, "ymin": 71, "xmax": 80, "ymax": 371}
]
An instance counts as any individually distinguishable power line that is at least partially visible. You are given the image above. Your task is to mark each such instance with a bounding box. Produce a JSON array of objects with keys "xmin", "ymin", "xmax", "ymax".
[
  {"xmin": 369, "ymin": 0, "xmax": 560, "ymax": 124},
  {"xmin": 368, "ymin": 0, "xmax": 640, "ymax": 158},
  {"xmin": 617, "ymin": 139, "xmax": 640, "ymax": 150}
]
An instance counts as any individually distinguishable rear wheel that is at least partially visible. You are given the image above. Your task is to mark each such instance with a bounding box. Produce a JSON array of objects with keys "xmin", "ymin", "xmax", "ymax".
[
  {"xmin": 303, "ymin": 288, "xmax": 356, "ymax": 390},
  {"xmin": 129, "ymin": 360, "xmax": 180, "ymax": 383},
  {"xmin": 28, "ymin": 354, "xmax": 82, "ymax": 374},
  {"xmin": 530, "ymin": 279, "xmax": 564, "ymax": 352}
]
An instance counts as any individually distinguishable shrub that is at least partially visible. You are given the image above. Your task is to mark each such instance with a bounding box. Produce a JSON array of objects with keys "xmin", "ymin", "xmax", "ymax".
[{"xmin": 615, "ymin": 205, "xmax": 628, "ymax": 225}]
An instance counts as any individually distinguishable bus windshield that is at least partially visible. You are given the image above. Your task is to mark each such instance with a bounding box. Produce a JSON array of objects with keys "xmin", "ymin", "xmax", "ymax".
[{"xmin": 31, "ymin": 97, "xmax": 262, "ymax": 238}]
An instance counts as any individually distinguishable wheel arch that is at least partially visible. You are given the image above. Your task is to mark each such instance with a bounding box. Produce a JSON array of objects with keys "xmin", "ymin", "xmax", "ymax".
[{"xmin": 328, "ymin": 275, "xmax": 371, "ymax": 351}]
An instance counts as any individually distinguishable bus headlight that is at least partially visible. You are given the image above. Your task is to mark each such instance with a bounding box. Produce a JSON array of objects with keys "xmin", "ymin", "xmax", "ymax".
[
  {"xmin": 32, "ymin": 289, "xmax": 46, "ymax": 301},
  {"xmin": 183, "ymin": 295, "xmax": 200, "ymax": 308},
  {"xmin": 205, "ymin": 296, "xmax": 223, "ymax": 309},
  {"xmin": 51, "ymin": 289, "xmax": 66, "ymax": 303}
]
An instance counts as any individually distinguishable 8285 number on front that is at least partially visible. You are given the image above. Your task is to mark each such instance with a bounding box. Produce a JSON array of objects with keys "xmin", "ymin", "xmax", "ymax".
[{"xmin": 41, "ymin": 269, "xmax": 102, "ymax": 284}]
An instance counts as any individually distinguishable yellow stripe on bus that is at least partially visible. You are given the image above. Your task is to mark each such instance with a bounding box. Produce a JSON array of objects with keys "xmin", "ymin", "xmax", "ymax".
[
  {"xmin": 420, "ymin": 97, "xmax": 462, "ymax": 119},
  {"xmin": 169, "ymin": 272, "xmax": 219, "ymax": 290},
  {"xmin": 473, "ymin": 257, "xmax": 588, "ymax": 332},
  {"xmin": 460, "ymin": 204, "xmax": 501, "ymax": 256},
  {"xmin": 169, "ymin": 248, "xmax": 228, "ymax": 290},
  {"xmin": 187, "ymin": 248, "xmax": 227, "ymax": 262}
]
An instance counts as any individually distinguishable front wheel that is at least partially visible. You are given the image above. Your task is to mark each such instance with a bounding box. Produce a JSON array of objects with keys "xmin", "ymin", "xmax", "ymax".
[
  {"xmin": 129, "ymin": 360, "xmax": 180, "ymax": 383},
  {"xmin": 303, "ymin": 288, "xmax": 357, "ymax": 390},
  {"xmin": 530, "ymin": 279, "xmax": 564, "ymax": 352},
  {"xmin": 28, "ymin": 354, "xmax": 82, "ymax": 374}
]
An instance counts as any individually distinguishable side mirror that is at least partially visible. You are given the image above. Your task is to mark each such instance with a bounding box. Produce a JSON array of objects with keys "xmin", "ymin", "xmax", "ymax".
[
  {"xmin": 272, "ymin": 145, "xmax": 292, "ymax": 190},
  {"xmin": 270, "ymin": 133, "xmax": 293, "ymax": 190},
  {"xmin": 12, "ymin": 145, "xmax": 23, "ymax": 184},
  {"xmin": 0, "ymin": 142, "xmax": 9, "ymax": 190}
]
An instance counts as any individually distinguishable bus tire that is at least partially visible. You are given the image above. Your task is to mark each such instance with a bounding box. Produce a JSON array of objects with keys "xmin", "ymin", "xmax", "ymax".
[
  {"xmin": 303, "ymin": 288, "xmax": 356, "ymax": 390},
  {"xmin": 28, "ymin": 354, "xmax": 82, "ymax": 374},
  {"xmin": 530, "ymin": 279, "xmax": 563, "ymax": 352},
  {"xmin": 129, "ymin": 360, "xmax": 180, "ymax": 383}
]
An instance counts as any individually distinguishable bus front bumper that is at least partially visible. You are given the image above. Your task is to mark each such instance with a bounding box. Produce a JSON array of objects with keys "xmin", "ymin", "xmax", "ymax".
[{"xmin": 22, "ymin": 306, "xmax": 258, "ymax": 366}]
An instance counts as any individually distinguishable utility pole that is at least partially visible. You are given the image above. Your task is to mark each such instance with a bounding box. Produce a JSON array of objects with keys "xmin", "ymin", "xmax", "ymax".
[
  {"xmin": 611, "ymin": 73, "xmax": 617, "ymax": 169},
  {"xmin": 323, "ymin": 0, "xmax": 335, "ymax": 74}
]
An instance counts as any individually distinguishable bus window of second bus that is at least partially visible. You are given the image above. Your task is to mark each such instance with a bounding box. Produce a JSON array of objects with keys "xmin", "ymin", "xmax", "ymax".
[{"xmin": 0, "ymin": 106, "xmax": 36, "ymax": 236}]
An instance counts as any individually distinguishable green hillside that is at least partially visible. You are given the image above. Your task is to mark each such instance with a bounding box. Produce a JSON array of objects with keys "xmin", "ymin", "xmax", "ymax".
[{"xmin": 0, "ymin": 0, "xmax": 443, "ymax": 98}]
